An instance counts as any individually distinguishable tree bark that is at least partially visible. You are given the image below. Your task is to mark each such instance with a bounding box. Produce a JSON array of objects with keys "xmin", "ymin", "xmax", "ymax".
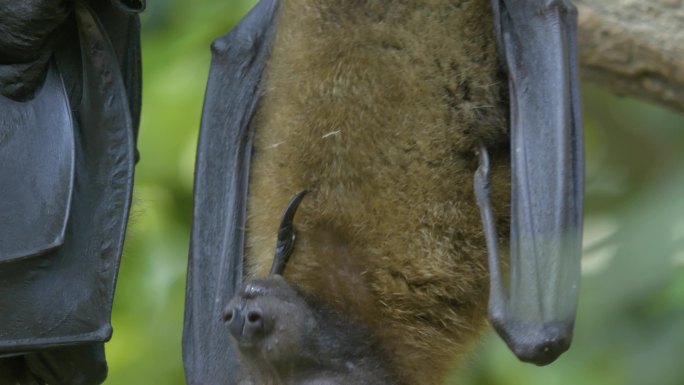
[{"xmin": 576, "ymin": 0, "xmax": 684, "ymax": 113}]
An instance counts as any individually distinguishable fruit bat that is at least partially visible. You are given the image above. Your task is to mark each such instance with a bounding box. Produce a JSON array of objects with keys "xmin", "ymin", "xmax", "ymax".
[
  {"xmin": 0, "ymin": 0, "xmax": 143, "ymax": 383},
  {"xmin": 183, "ymin": 0, "xmax": 583, "ymax": 384}
]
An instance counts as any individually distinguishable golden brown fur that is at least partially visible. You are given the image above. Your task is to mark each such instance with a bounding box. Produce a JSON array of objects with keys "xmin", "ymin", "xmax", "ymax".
[{"xmin": 245, "ymin": 1, "xmax": 511, "ymax": 383}]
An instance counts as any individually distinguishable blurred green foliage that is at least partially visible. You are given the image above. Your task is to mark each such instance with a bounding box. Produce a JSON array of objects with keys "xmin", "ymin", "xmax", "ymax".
[{"xmin": 106, "ymin": 1, "xmax": 684, "ymax": 384}]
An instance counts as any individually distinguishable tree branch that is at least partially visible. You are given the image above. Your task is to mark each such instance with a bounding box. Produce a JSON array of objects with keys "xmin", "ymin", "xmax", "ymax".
[{"xmin": 576, "ymin": 0, "xmax": 684, "ymax": 113}]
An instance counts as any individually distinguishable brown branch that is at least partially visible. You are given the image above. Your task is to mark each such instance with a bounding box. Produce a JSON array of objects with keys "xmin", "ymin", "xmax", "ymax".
[{"xmin": 576, "ymin": 0, "xmax": 684, "ymax": 113}]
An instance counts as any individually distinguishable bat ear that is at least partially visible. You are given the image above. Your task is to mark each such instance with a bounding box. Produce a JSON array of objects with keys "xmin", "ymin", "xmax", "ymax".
[
  {"xmin": 270, "ymin": 191, "xmax": 308, "ymax": 275},
  {"xmin": 112, "ymin": 0, "xmax": 146, "ymax": 13}
]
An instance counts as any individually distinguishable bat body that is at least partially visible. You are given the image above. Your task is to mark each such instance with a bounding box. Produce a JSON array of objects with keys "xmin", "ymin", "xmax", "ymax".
[
  {"xmin": 185, "ymin": 0, "xmax": 583, "ymax": 383},
  {"xmin": 245, "ymin": 1, "xmax": 509, "ymax": 383}
]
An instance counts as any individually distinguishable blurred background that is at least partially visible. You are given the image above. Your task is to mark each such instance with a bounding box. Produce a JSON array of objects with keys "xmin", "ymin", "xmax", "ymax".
[{"xmin": 105, "ymin": 0, "xmax": 684, "ymax": 383}]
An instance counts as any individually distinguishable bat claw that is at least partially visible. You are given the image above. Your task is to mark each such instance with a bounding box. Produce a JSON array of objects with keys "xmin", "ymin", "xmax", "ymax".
[{"xmin": 270, "ymin": 190, "xmax": 308, "ymax": 275}]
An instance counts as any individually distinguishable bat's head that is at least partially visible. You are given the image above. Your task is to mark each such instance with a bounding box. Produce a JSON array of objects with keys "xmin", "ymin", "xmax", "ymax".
[
  {"xmin": 222, "ymin": 191, "xmax": 311, "ymax": 363},
  {"xmin": 223, "ymin": 271, "xmax": 397, "ymax": 384},
  {"xmin": 222, "ymin": 275, "xmax": 319, "ymax": 362},
  {"xmin": 222, "ymin": 191, "xmax": 397, "ymax": 383}
]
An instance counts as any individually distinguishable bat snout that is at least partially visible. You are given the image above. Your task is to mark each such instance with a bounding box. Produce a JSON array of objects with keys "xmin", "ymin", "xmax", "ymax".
[{"xmin": 224, "ymin": 302, "xmax": 270, "ymax": 348}]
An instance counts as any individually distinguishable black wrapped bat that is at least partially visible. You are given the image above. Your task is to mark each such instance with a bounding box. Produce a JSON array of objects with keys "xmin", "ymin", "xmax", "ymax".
[
  {"xmin": 0, "ymin": 1, "xmax": 143, "ymax": 383},
  {"xmin": 184, "ymin": 0, "xmax": 583, "ymax": 383}
]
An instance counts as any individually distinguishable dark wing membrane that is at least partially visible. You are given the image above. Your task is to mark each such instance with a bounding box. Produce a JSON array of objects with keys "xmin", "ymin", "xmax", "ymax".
[
  {"xmin": 0, "ymin": 1, "xmax": 139, "ymax": 383},
  {"xmin": 484, "ymin": 0, "xmax": 583, "ymax": 365},
  {"xmin": 0, "ymin": 62, "xmax": 74, "ymax": 262},
  {"xmin": 90, "ymin": 0, "xmax": 143, "ymax": 157},
  {"xmin": 0, "ymin": 0, "xmax": 135, "ymax": 361},
  {"xmin": 182, "ymin": 1, "xmax": 280, "ymax": 384}
]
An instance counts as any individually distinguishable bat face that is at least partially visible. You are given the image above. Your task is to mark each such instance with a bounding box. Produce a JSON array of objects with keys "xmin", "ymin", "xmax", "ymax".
[
  {"xmin": 222, "ymin": 193, "xmax": 398, "ymax": 385},
  {"xmin": 224, "ymin": 275, "xmax": 399, "ymax": 385},
  {"xmin": 223, "ymin": 275, "xmax": 319, "ymax": 362},
  {"xmin": 483, "ymin": 0, "xmax": 584, "ymax": 365}
]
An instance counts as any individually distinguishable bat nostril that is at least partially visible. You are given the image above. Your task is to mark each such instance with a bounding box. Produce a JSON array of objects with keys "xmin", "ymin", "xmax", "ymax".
[
  {"xmin": 247, "ymin": 310, "xmax": 262, "ymax": 325},
  {"xmin": 225, "ymin": 305, "xmax": 245, "ymax": 341},
  {"xmin": 222, "ymin": 308, "xmax": 234, "ymax": 323},
  {"xmin": 243, "ymin": 308, "xmax": 266, "ymax": 338}
]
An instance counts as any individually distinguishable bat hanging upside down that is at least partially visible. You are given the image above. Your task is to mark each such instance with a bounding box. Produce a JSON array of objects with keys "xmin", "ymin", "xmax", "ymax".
[{"xmin": 183, "ymin": 0, "xmax": 583, "ymax": 384}]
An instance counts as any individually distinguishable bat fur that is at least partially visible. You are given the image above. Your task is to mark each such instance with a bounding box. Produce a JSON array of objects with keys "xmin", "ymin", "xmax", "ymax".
[{"xmin": 243, "ymin": 1, "xmax": 512, "ymax": 383}]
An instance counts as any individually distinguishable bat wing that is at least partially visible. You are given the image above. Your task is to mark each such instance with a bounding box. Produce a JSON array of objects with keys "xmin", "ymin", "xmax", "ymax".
[
  {"xmin": 182, "ymin": 1, "xmax": 280, "ymax": 384},
  {"xmin": 478, "ymin": 0, "xmax": 584, "ymax": 365},
  {"xmin": 91, "ymin": 0, "xmax": 144, "ymax": 160},
  {"xmin": 0, "ymin": 2, "xmax": 138, "ymax": 383},
  {"xmin": 0, "ymin": 0, "xmax": 142, "ymax": 263},
  {"xmin": 0, "ymin": 62, "xmax": 75, "ymax": 262}
]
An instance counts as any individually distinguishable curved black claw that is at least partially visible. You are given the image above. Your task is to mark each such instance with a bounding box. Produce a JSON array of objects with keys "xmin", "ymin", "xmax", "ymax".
[{"xmin": 270, "ymin": 191, "xmax": 308, "ymax": 275}]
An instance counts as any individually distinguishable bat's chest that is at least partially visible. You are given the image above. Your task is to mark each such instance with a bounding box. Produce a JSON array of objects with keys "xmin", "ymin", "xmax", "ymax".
[
  {"xmin": 245, "ymin": 0, "xmax": 509, "ymax": 282},
  {"xmin": 250, "ymin": 1, "xmax": 506, "ymax": 189}
]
